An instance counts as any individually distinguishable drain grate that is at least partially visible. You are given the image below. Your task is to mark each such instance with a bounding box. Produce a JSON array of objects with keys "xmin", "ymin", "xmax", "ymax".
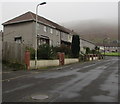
[{"xmin": 31, "ymin": 95, "xmax": 49, "ymax": 100}]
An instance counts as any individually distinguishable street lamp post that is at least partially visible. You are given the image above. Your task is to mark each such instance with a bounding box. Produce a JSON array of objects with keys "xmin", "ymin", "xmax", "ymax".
[
  {"xmin": 103, "ymin": 37, "xmax": 110, "ymax": 59},
  {"xmin": 35, "ymin": 2, "xmax": 46, "ymax": 69}
]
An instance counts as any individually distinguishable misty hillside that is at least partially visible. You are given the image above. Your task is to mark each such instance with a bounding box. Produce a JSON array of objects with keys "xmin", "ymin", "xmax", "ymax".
[{"xmin": 62, "ymin": 20, "xmax": 118, "ymax": 44}]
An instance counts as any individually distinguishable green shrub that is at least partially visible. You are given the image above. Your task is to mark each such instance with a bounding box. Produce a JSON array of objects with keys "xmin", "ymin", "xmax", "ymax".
[
  {"xmin": 53, "ymin": 44, "xmax": 71, "ymax": 58},
  {"xmin": 37, "ymin": 44, "xmax": 54, "ymax": 59},
  {"xmin": 95, "ymin": 46, "xmax": 100, "ymax": 54},
  {"xmin": 91, "ymin": 49, "xmax": 96, "ymax": 54},
  {"xmin": 79, "ymin": 53, "xmax": 84, "ymax": 61},
  {"xmin": 26, "ymin": 44, "xmax": 73, "ymax": 60},
  {"xmin": 71, "ymin": 35, "xmax": 80, "ymax": 58},
  {"xmin": 86, "ymin": 47, "xmax": 91, "ymax": 54}
]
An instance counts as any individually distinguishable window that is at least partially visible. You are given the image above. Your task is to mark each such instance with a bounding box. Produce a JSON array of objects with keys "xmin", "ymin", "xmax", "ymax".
[
  {"xmin": 50, "ymin": 40, "xmax": 53, "ymax": 46},
  {"xmin": 44, "ymin": 26, "xmax": 47, "ymax": 32},
  {"xmin": 56, "ymin": 30, "xmax": 59, "ymax": 36},
  {"xmin": 38, "ymin": 39, "xmax": 41, "ymax": 46},
  {"xmin": 14, "ymin": 36, "xmax": 22, "ymax": 43},
  {"xmin": 61, "ymin": 34, "xmax": 63, "ymax": 38},
  {"xmin": 57, "ymin": 41, "xmax": 60, "ymax": 46},
  {"xmin": 50, "ymin": 28, "xmax": 53, "ymax": 34},
  {"xmin": 68, "ymin": 35, "xmax": 72, "ymax": 39}
]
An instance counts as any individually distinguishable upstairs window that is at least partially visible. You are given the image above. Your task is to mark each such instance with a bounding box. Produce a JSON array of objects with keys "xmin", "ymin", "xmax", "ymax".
[
  {"xmin": 50, "ymin": 28, "xmax": 53, "ymax": 34},
  {"xmin": 37, "ymin": 23, "xmax": 40, "ymax": 30},
  {"xmin": 61, "ymin": 34, "xmax": 63, "ymax": 38},
  {"xmin": 56, "ymin": 30, "xmax": 59, "ymax": 36},
  {"xmin": 14, "ymin": 36, "xmax": 22, "ymax": 43},
  {"xmin": 68, "ymin": 35, "xmax": 71, "ymax": 39},
  {"xmin": 57, "ymin": 41, "xmax": 60, "ymax": 46},
  {"xmin": 44, "ymin": 26, "xmax": 47, "ymax": 32}
]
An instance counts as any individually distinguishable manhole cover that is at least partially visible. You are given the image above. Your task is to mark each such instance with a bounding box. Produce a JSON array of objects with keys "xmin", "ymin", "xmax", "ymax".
[{"xmin": 31, "ymin": 95, "xmax": 49, "ymax": 100}]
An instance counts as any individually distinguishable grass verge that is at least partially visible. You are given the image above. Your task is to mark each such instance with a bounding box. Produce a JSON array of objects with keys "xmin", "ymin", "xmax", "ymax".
[
  {"xmin": 101, "ymin": 52, "xmax": 120, "ymax": 56},
  {"xmin": 2, "ymin": 60, "xmax": 26, "ymax": 71}
]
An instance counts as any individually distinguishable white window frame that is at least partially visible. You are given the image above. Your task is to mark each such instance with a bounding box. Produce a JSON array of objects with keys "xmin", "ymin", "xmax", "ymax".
[
  {"xmin": 14, "ymin": 36, "xmax": 22, "ymax": 43},
  {"xmin": 50, "ymin": 28, "xmax": 53, "ymax": 34},
  {"xmin": 56, "ymin": 30, "xmax": 59, "ymax": 36},
  {"xmin": 50, "ymin": 40, "xmax": 53, "ymax": 46},
  {"xmin": 57, "ymin": 41, "xmax": 59, "ymax": 45},
  {"xmin": 44, "ymin": 26, "xmax": 47, "ymax": 32}
]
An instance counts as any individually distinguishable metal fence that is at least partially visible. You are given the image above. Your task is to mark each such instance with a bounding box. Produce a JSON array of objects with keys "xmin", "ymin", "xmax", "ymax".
[{"xmin": 2, "ymin": 42, "xmax": 28, "ymax": 64}]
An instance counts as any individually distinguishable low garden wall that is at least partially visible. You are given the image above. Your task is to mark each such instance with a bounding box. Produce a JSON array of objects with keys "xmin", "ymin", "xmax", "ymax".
[
  {"xmin": 65, "ymin": 58, "xmax": 79, "ymax": 64},
  {"xmin": 30, "ymin": 60, "xmax": 59, "ymax": 69},
  {"xmin": 30, "ymin": 58, "xmax": 79, "ymax": 69},
  {"xmin": 25, "ymin": 51, "xmax": 103, "ymax": 70}
]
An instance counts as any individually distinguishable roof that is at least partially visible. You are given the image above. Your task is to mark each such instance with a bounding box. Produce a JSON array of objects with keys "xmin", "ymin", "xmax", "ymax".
[
  {"xmin": 2, "ymin": 11, "xmax": 96, "ymax": 45},
  {"xmin": 96, "ymin": 43, "xmax": 120, "ymax": 47},
  {"xmin": 2, "ymin": 11, "xmax": 75, "ymax": 34},
  {"xmin": 80, "ymin": 37, "xmax": 95, "ymax": 45}
]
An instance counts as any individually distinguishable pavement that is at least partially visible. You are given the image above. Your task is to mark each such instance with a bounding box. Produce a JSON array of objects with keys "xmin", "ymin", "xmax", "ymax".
[{"xmin": 2, "ymin": 56, "xmax": 119, "ymax": 103}]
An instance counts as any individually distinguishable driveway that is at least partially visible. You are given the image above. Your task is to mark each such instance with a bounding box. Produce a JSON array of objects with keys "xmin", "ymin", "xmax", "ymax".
[{"xmin": 2, "ymin": 56, "xmax": 119, "ymax": 102}]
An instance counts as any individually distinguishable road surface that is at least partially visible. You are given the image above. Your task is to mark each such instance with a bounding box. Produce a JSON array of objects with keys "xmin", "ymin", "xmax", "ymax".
[{"xmin": 2, "ymin": 57, "xmax": 119, "ymax": 102}]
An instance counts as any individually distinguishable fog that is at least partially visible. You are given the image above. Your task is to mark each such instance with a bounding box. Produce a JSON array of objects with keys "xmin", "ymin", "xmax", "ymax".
[{"xmin": 1, "ymin": 2, "xmax": 118, "ymax": 30}]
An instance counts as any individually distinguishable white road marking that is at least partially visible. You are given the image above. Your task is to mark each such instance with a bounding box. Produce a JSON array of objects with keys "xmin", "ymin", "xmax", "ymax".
[{"xmin": 3, "ymin": 83, "xmax": 34, "ymax": 94}]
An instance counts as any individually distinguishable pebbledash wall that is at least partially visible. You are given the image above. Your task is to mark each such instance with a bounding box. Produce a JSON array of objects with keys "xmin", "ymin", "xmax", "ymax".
[
  {"xmin": 30, "ymin": 58, "xmax": 79, "ymax": 69},
  {"xmin": 2, "ymin": 12, "xmax": 72, "ymax": 48},
  {"xmin": 2, "ymin": 11, "xmax": 95, "ymax": 53}
]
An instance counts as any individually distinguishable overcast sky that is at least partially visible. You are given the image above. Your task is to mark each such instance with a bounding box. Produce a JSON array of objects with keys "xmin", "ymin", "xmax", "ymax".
[{"xmin": 0, "ymin": 1, "xmax": 118, "ymax": 30}]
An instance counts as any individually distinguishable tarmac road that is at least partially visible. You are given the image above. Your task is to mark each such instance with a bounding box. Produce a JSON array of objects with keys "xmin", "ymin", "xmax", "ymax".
[{"xmin": 2, "ymin": 56, "xmax": 119, "ymax": 103}]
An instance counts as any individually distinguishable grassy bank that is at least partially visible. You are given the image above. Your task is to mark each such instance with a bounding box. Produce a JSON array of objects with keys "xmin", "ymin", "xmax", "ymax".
[
  {"xmin": 101, "ymin": 52, "xmax": 120, "ymax": 56},
  {"xmin": 2, "ymin": 60, "xmax": 26, "ymax": 71}
]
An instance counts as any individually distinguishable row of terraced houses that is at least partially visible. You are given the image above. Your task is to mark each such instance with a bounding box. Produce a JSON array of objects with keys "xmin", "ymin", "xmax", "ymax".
[{"xmin": 2, "ymin": 11, "xmax": 95, "ymax": 53}]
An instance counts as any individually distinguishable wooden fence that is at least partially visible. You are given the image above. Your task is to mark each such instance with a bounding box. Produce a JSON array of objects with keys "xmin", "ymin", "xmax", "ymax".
[
  {"xmin": 2, "ymin": 42, "xmax": 29, "ymax": 64},
  {"xmin": 0, "ymin": 41, "xmax": 2, "ymax": 62}
]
